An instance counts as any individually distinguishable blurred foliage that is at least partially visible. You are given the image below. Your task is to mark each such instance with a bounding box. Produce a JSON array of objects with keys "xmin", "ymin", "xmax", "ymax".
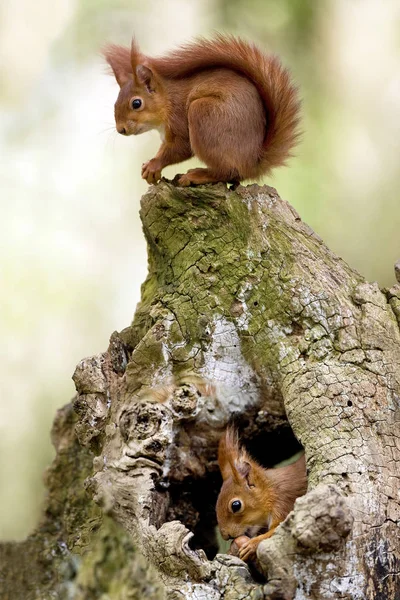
[
  {"xmin": 0, "ymin": 0, "xmax": 399, "ymax": 540},
  {"xmin": 218, "ymin": 0, "xmax": 317, "ymax": 52}
]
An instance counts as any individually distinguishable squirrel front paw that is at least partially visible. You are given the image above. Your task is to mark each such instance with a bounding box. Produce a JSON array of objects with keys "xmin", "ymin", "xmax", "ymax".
[
  {"xmin": 237, "ymin": 537, "xmax": 259, "ymax": 562},
  {"xmin": 142, "ymin": 159, "xmax": 162, "ymax": 184}
]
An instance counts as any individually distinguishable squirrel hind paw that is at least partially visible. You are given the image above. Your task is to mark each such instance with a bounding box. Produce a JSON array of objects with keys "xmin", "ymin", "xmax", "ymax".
[{"xmin": 177, "ymin": 168, "xmax": 223, "ymax": 186}]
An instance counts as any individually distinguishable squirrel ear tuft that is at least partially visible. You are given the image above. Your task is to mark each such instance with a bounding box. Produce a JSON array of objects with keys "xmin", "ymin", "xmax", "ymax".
[
  {"xmin": 136, "ymin": 65, "xmax": 156, "ymax": 92},
  {"xmin": 218, "ymin": 427, "xmax": 254, "ymax": 485},
  {"xmin": 103, "ymin": 44, "xmax": 131, "ymax": 87},
  {"xmin": 218, "ymin": 427, "xmax": 239, "ymax": 480},
  {"xmin": 218, "ymin": 427, "xmax": 257, "ymax": 487},
  {"xmin": 218, "ymin": 429, "xmax": 232, "ymax": 480},
  {"xmin": 130, "ymin": 37, "xmax": 141, "ymax": 69}
]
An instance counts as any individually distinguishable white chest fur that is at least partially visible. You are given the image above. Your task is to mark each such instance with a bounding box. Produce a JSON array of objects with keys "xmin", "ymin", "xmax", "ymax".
[{"xmin": 156, "ymin": 125, "xmax": 166, "ymax": 142}]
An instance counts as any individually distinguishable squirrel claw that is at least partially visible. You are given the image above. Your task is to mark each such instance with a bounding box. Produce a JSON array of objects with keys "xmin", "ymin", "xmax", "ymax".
[
  {"xmin": 238, "ymin": 538, "xmax": 258, "ymax": 562},
  {"xmin": 141, "ymin": 159, "xmax": 162, "ymax": 184},
  {"xmin": 177, "ymin": 174, "xmax": 191, "ymax": 187}
]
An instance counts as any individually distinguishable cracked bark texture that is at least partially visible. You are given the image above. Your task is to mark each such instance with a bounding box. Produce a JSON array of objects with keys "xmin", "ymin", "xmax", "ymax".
[{"xmin": 1, "ymin": 182, "xmax": 399, "ymax": 599}]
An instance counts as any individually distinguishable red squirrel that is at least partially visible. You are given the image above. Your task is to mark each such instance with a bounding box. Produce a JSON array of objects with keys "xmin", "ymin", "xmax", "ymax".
[
  {"xmin": 216, "ymin": 427, "xmax": 307, "ymax": 562},
  {"xmin": 103, "ymin": 35, "xmax": 300, "ymax": 186}
]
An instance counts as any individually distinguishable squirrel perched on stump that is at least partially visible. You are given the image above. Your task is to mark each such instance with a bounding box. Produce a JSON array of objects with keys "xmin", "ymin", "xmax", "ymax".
[
  {"xmin": 216, "ymin": 427, "xmax": 307, "ymax": 562},
  {"xmin": 104, "ymin": 35, "xmax": 301, "ymax": 186}
]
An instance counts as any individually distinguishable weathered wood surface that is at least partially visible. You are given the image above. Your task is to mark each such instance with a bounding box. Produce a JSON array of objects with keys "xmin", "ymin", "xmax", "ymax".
[{"xmin": 1, "ymin": 182, "xmax": 399, "ymax": 599}]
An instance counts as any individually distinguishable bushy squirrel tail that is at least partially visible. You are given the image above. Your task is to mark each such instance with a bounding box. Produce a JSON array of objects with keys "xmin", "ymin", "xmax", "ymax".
[{"xmin": 152, "ymin": 35, "xmax": 301, "ymax": 175}]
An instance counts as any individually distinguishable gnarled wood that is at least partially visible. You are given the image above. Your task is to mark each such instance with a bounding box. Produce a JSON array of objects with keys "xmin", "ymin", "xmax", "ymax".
[{"xmin": 1, "ymin": 182, "xmax": 399, "ymax": 599}]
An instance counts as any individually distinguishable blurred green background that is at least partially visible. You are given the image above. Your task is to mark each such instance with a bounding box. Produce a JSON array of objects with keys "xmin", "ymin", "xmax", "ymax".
[{"xmin": 1, "ymin": 0, "xmax": 399, "ymax": 540}]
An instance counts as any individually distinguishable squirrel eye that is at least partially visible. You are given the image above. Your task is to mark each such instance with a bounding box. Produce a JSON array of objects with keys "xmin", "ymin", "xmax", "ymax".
[
  {"xmin": 231, "ymin": 500, "xmax": 242, "ymax": 513},
  {"xmin": 131, "ymin": 98, "xmax": 142, "ymax": 110}
]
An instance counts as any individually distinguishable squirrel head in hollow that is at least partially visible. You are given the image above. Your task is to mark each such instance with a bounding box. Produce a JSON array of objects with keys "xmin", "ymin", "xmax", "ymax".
[
  {"xmin": 216, "ymin": 427, "xmax": 276, "ymax": 540},
  {"xmin": 103, "ymin": 39, "xmax": 166, "ymax": 137}
]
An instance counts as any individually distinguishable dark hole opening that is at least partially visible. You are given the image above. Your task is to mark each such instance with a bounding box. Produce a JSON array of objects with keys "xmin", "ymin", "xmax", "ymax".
[
  {"xmin": 160, "ymin": 419, "xmax": 304, "ymax": 568},
  {"xmin": 347, "ymin": 400, "xmax": 353, "ymax": 407},
  {"xmin": 164, "ymin": 471, "xmax": 222, "ymax": 560},
  {"xmin": 241, "ymin": 424, "xmax": 303, "ymax": 468}
]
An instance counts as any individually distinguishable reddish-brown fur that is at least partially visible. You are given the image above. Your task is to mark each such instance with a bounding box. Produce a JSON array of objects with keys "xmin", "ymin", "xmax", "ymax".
[
  {"xmin": 216, "ymin": 427, "xmax": 307, "ymax": 561},
  {"xmin": 103, "ymin": 35, "xmax": 301, "ymax": 185}
]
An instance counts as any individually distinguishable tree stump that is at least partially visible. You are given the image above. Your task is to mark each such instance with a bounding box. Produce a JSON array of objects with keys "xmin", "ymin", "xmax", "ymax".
[{"xmin": 1, "ymin": 182, "xmax": 399, "ymax": 599}]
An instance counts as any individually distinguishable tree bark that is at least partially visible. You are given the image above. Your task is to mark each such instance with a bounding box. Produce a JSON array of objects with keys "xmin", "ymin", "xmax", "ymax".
[{"xmin": 1, "ymin": 182, "xmax": 399, "ymax": 599}]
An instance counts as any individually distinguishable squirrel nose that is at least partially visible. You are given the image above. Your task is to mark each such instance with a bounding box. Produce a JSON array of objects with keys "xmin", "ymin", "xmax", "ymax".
[{"xmin": 117, "ymin": 126, "xmax": 127, "ymax": 135}]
